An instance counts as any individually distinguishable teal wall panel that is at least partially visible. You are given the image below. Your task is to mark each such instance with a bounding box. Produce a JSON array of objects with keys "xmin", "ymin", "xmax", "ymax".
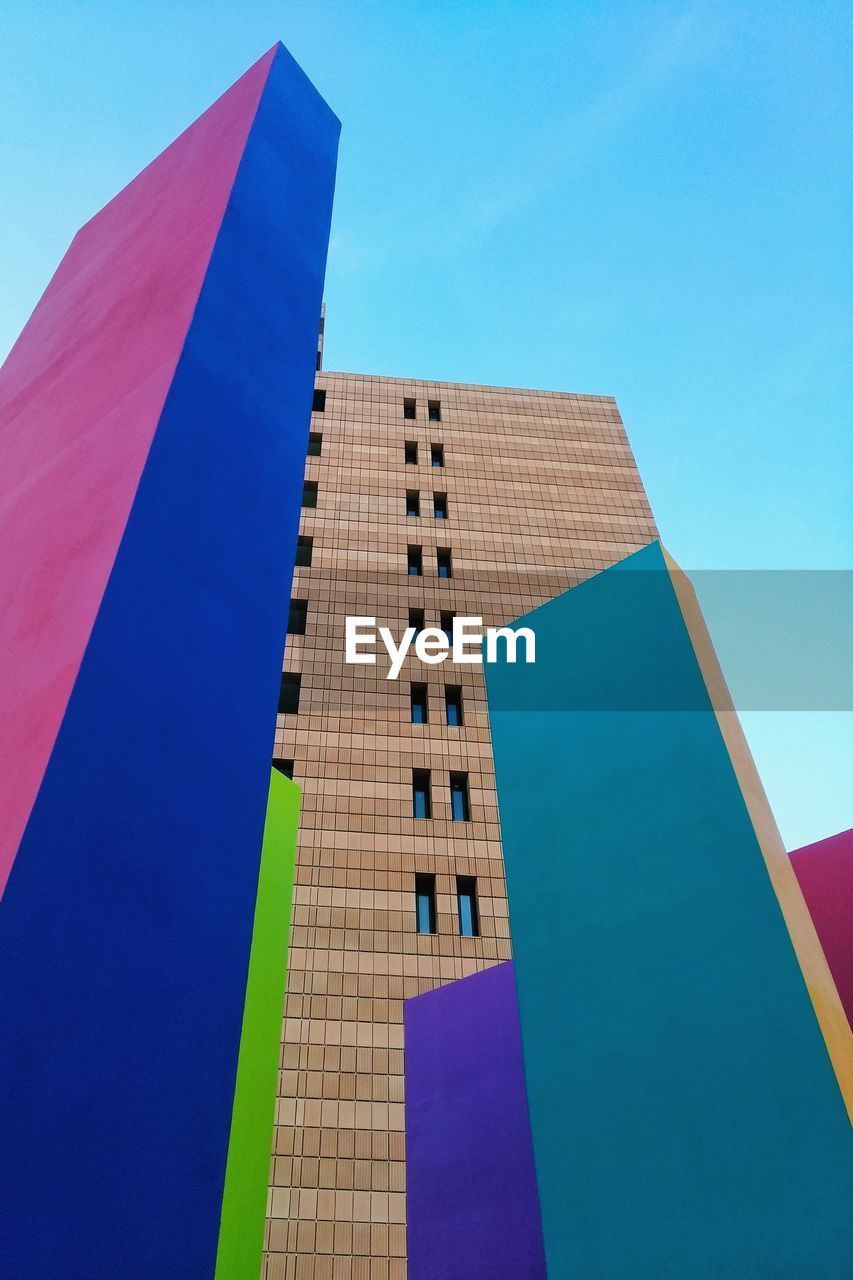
[{"xmin": 485, "ymin": 541, "xmax": 853, "ymax": 1278}]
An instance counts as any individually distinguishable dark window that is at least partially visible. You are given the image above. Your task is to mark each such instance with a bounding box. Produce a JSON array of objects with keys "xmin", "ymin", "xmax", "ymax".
[
  {"xmin": 431, "ymin": 443, "xmax": 444, "ymax": 468},
  {"xmin": 415, "ymin": 873, "xmax": 437, "ymax": 934},
  {"xmin": 405, "ymin": 440, "xmax": 418, "ymax": 465},
  {"xmin": 302, "ymin": 481, "xmax": 318, "ymax": 508},
  {"xmin": 428, "ymin": 400, "xmax": 441, "ymax": 422},
  {"xmin": 413, "ymin": 769, "xmax": 432, "ymax": 819},
  {"xmin": 440, "ymin": 611, "xmax": 455, "ymax": 643},
  {"xmin": 272, "ymin": 758, "xmax": 294, "ymax": 779},
  {"xmin": 315, "ymin": 351, "xmax": 322, "ymax": 371},
  {"xmin": 437, "ymin": 548, "xmax": 452, "ymax": 579},
  {"xmin": 312, "ymin": 388, "xmax": 326, "ymax": 412},
  {"xmin": 409, "ymin": 608, "xmax": 425, "ymax": 637},
  {"xmin": 404, "ymin": 398, "xmax": 417, "ymax": 419},
  {"xmin": 445, "ymin": 686, "xmax": 463, "ymax": 726},
  {"xmin": 456, "ymin": 876, "xmax": 479, "ymax": 937},
  {"xmin": 307, "ymin": 432, "xmax": 322, "ymax": 457},
  {"xmin": 410, "ymin": 683, "xmax": 428, "ymax": 724},
  {"xmin": 408, "ymin": 545, "xmax": 423, "ymax": 576},
  {"xmin": 406, "ymin": 490, "xmax": 421, "ymax": 517},
  {"xmin": 287, "ymin": 599, "xmax": 307, "ymax": 635},
  {"xmin": 279, "ymin": 673, "xmax": 301, "ymax": 715},
  {"xmin": 450, "ymin": 771, "xmax": 470, "ymax": 821},
  {"xmin": 295, "ymin": 535, "xmax": 313, "ymax": 567},
  {"xmin": 433, "ymin": 492, "xmax": 448, "ymax": 519}
]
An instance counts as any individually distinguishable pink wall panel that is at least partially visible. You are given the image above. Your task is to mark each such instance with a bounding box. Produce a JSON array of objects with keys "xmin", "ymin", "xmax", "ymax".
[{"xmin": 0, "ymin": 47, "xmax": 276, "ymax": 895}]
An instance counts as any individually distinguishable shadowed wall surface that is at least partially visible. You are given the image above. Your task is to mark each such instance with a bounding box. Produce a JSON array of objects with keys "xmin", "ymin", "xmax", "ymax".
[
  {"xmin": 485, "ymin": 540, "xmax": 853, "ymax": 1279},
  {"xmin": 0, "ymin": 45, "xmax": 338, "ymax": 1279}
]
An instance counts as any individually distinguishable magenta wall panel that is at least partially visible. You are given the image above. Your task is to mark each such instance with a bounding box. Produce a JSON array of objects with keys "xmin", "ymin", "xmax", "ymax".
[
  {"xmin": 791, "ymin": 829, "xmax": 853, "ymax": 1027},
  {"xmin": 0, "ymin": 46, "xmax": 276, "ymax": 895}
]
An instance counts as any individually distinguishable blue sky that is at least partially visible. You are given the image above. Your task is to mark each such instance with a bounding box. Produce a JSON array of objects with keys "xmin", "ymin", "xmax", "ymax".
[{"xmin": 1, "ymin": 2, "xmax": 850, "ymax": 847}]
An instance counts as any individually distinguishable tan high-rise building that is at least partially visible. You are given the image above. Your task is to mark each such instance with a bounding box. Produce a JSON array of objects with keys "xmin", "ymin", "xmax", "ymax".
[{"xmin": 264, "ymin": 366, "xmax": 657, "ymax": 1280}]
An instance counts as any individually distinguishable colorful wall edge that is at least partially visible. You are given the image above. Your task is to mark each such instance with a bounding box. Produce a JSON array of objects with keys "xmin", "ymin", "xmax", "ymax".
[
  {"xmin": 215, "ymin": 770, "xmax": 301, "ymax": 1280},
  {"xmin": 663, "ymin": 546, "xmax": 853, "ymax": 1119}
]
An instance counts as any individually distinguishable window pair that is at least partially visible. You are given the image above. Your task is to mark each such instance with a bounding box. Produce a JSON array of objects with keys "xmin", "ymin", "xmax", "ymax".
[
  {"xmin": 406, "ymin": 612, "xmax": 457, "ymax": 650},
  {"xmin": 412, "ymin": 770, "xmax": 470, "ymax": 821},
  {"xmin": 407, "ymin": 546, "xmax": 452, "ymax": 577},
  {"xmin": 404, "ymin": 399, "xmax": 441, "ymax": 422},
  {"xmin": 415, "ymin": 874, "xmax": 479, "ymax": 936},
  {"xmin": 410, "ymin": 683, "xmax": 463, "ymax": 726},
  {"xmin": 404, "ymin": 442, "xmax": 444, "ymax": 467},
  {"xmin": 405, "ymin": 491, "xmax": 448, "ymax": 519}
]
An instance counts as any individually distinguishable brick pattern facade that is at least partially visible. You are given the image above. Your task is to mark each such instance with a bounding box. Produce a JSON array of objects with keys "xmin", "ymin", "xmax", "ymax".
[{"xmin": 263, "ymin": 372, "xmax": 657, "ymax": 1279}]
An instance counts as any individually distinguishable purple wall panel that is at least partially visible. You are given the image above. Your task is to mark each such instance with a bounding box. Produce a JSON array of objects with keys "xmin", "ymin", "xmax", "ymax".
[{"xmin": 404, "ymin": 961, "xmax": 547, "ymax": 1280}]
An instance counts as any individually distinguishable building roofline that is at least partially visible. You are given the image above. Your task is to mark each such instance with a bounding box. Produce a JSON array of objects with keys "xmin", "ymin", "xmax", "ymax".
[{"xmin": 319, "ymin": 368, "xmax": 617, "ymax": 402}]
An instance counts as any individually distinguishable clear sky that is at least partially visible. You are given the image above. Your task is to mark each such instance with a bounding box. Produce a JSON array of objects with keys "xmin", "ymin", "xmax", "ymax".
[{"xmin": 1, "ymin": 2, "xmax": 850, "ymax": 848}]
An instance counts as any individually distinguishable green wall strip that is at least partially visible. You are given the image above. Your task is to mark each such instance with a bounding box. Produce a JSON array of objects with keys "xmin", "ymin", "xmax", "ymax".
[{"xmin": 215, "ymin": 770, "xmax": 300, "ymax": 1280}]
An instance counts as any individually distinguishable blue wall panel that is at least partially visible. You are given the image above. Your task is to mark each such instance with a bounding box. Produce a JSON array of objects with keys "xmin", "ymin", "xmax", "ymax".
[{"xmin": 0, "ymin": 46, "xmax": 338, "ymax": 1278}]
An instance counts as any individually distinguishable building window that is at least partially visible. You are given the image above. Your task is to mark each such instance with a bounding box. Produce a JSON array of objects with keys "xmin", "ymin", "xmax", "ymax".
[
  {"xmin": 437, "ymin": 548, "xmax": 452, "ymax": 579},
  {"xmin": 313, "ymin": 388, "xmax": 326, "ymax": 412},
  {"xmin": 315, "ymin": 351, "xmax": 322, "ymax": 371},
  {"xmin": 409, "ymin": 607, "xmax": 425, "ymax": 636},
  {"xmin": 287, "ymin": 599, "xmax": 307, "ymax": 635},
  {"xmin": 307, "ymin": 432, "xmax": 322, "ymax": 457},
  {"xmin": 428, "ymin": 400, "xmax": 441, "ymax": 422},
  {"xmin": 456, "ymin": 876, "xmax": 479, "ymax": 937},
  {"xmin": 433, "ymin": 492, "xmax": 448, "ymax": 519},
  {"xmin": 410, "ymin": 683, "xmax": 428, "ymax": 724},
  {"xmin": 295, "ymin": 535, "xmax": 313, "ymax": 567},
  {"xmin": 413, "ymin": 769, "xmax": 432, "ymax": 819},
  {"xmin": 406, "ymin": 490, "xmax": 421, "ymax": 517},
  {"xmin": 272, "ymin": 758, "xmax": 294, "ymax": 779},
  {"xmin": 408, "ymin": 545, "xmax": 423, "ymax": 576},
  {"xmin": 405, "ymin": 440, "xmax": 418, "ymax": 465},
  {"xmin": 440, "ymin": 611, "xmax": 455, "ymax": 643},
  {"xmin": 445, "ymin": 686, "xmax": 463, "ymax": 726},
  {"xmin": 450, "ymin": 771, "xmax": 470, "ymax": 821},
  {"xmin": 302, "ymin": 480, "xmax": 318, "ymax": 508},
  {"xmin": 415, "ymin": 873, "xmax": 437, "ymax": 934},
  {"xmin": 279, "ymin": 673, "xmax": 301, "ymax": 715},
  {"xmin": 431, "ymin": 443, "xmax": 444, "ymax": 467},
  {"xmin": 404, "ymin": 398, "xmax": 417, "ymax": 419}
]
